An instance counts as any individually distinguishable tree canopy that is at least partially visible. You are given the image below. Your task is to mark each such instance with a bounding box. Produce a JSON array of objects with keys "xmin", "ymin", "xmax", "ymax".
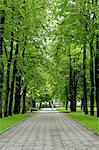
[{"xmin": 0, "ymin": 0, "xmax": 99, "ymax": 117}]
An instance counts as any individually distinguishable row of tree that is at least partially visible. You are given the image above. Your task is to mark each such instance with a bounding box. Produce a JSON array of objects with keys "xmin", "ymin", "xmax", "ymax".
[
  {"xmin": 0, "ymin": 0, "xmax": 99, "ymax": 118},
  {"xmin": 47, "ymin": 0, "xmax": 99, "ymax": 117},
  {"xmin": 0, "ymin": 0, "xmax": 51, "ymax": 118}
]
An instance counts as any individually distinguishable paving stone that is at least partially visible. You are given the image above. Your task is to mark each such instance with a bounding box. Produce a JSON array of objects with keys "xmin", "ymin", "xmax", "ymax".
[{"xmin": 0, "ymin": 108, "xmax": 98, "ymax": 150}]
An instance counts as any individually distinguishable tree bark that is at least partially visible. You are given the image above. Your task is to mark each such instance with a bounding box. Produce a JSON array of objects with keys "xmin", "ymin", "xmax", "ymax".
[
  {"xmin": 65, "ymin": 86, "xmax": 69, "ymax": 110},
  {"xmin": 14, "ymin": 75, "xmax": 21, "ymax": 114},
  {"xmin": 0, "ymin": 10, "xmax": 5, "ymax": 118},
  {"xmin": 69, "ymin": 50, "xmax": 77, "ymax": 112},
  {"xmin": 4, "ymin": 32, "xmax": 13, "ymax": 117},
  {"xmin": 95, "ymin": 31, "xmax": 99, "ymax": 117},
  {"xmin": 90, "ymin": 38, "xmax": 94, "ymax": 116},
  {"xmin": 73, "ymin": 78, "xmax": 78, "ymax": 112},
  {"xmin": 8, "ymin": 42, "xmax": 19, "ymax": 116},
  {"xmin": 81, "ymin": 98, "xmax": 84, "ymax": 110},
  {"xmin": 83, "ymin": 42, "xmax": 88, "ymax": 115},
  {"xmin": 32, "ymin": 100, "xmax": 36, "ymax": 108},
  {"xmin": 95, "ymin": 0, "xmax": 99, "ymax": 117},
  {"xmin": 22, "ymin": 86, "xmax": 26, "ymax": 114},
  {"xmin": 21, "ymin": 42, "xmax": 26, "ymax": 113},
  {"xmin": 69, "ymin": 49, "xmax": 73, "ymax": 111},
  {"xmin": 72, "ymin": 60, "xmax": 77, "ymax": 112}
]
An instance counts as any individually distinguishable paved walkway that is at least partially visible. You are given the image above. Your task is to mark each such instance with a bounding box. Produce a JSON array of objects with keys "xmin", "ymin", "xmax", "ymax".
[{"xmin": 0, "ymin": 109, "xmax": 99, "ymax": 150}]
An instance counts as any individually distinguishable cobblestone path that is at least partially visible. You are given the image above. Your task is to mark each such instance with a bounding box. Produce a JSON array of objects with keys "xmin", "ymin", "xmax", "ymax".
[{"xmin": 0, "ymin": 109, "xmax": 99, "ymax": 150}]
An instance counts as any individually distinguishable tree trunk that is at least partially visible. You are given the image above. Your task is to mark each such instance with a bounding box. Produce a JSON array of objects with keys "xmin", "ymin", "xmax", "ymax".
[
  {"xmin": 83, "ymin": 42, "xmax": 88, "ymax": 115},
  {"xmin": 40, "ymin": 102, "xmax": 42, "ymax": 108},
  {"xmin": 69, "ymin": 56, "xmax": 77, "ymax": 112},
  {"xmin": 65, "ymin": 86, "xmax": 69, "ymax": 110},
  {"xmin": 72, "ymin": 62, "xmax": 77, "ymax": 112},
  {"xmin": 4, "ymin": 32, "xmax": 13, "ymax": 117},
  {"xmin": 73, "ymin": 79, "xmax": 78, "ymax": 112},
  {"xmin": 32, "ymin": 100, "xmax": 36, "ymax": 108},
  {"xmin": 8, "ymin": 43, "xmax": 19, "ymax": 116},
  {"xmin": 21, "ymin": 43, "xmax": 26, "ymax": 113},
  {"xmin": 0, "ymin": 10, "xmax": 5, "ymax": 118},
  {"xmin": 22, "ymin": 86, "xmax": 26, "ymax": 114},
  {"xmin": 81, "ymin": 98, "xmax": 84, "ymax": 110},
  {"xmin": 90, "ymin": 38, "xmax": 94, "ymax": 116},
  {"xmin": 13, "ymin": 75, "xmax": 21, "ymax": 114},
  {"xmin": 69, "ymin": 49, "xmax": 73, "ymax": 111},
  {"xmin": 95, "ymin": 32, "xmax": 99, "ymax": 117},
  {"xmin": 95, "ymin": 0, "xmax": 99, "ymax": 117}
]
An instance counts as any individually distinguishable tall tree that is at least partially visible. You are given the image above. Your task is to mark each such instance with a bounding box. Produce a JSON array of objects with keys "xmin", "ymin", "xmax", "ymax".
[
  {"xmin": 22, "ymin": 85, "xmax": 26, "ymax": 114},
  {"xmin": 69, "ymin": 48, "xmax": 73, "ymax": 111},
  {"xmin": 4, "ymin": 32, "xmax": 14, "ymax": 117},
  {"xmin": 0, "ymin": 7, "xmax": 5, "ymax": 118},
  {"xmin": 8, "ymin": 42, "xmax": 19, "ymax": 116},
  {"xmin": 14, "ymin": 74, "xmax": 21, "ymax": 114},
  {"xmin": 95, "ymin": 0, "xmax": 99, "ymax": 117},
  {"xmin": 95, "ymin": 31, "xmax": 99, "ymax": 117},
  {"xmin": 90, "ymin": 37, "xmax": 94, "ymax": 116},
  {"xmin": 83, "ymin": 41, "xmax": 88, "ymax": 114}
]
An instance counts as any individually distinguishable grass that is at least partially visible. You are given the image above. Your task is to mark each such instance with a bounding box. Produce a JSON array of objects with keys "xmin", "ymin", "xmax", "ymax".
[
  {"xmin": 56, "ymin": 107, "xmax": 71, "ymax": 113},
  {"xmin": 68, "ymin": 112, "xmax": 99, "ymax": 134},
  {"xmin": 56, "ymin": 107, "xmax": 83, "ymax": 113},
  {"xmin": 0, "ymin": 113, "xmax": 31, "ymax": 132}
]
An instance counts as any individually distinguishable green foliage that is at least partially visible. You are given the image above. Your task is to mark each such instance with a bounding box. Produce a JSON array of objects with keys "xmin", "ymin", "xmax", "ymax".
[{"xmin": 0, "ymin": 0, "xmax": 98, "ymax": 117}]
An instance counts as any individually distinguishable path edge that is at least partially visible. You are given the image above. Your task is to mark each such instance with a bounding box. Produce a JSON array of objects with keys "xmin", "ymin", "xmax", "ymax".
[
  {"xmin": 0, "ymin": 114, "xmax": 34, "ymax": 135},
  {"xmin": 66, "ymin": 114, "xmax": 99, "ymax": 136}
]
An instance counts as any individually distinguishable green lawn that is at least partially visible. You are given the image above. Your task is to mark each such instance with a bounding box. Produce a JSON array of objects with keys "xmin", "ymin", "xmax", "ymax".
[
  {"xmin": 56, "ymin": 107, "xmax": 83, "ymax": 113},
  {"xmin": 56, "ymin": 107, "xmax": 70, "ymax": 113},
  {"xmin": 0, "ymin": 114, "xmax": 31, "ymax": 132},
  {"xmin": 68, "ymin": 112, "xmax": 99, "ymax": 134}
]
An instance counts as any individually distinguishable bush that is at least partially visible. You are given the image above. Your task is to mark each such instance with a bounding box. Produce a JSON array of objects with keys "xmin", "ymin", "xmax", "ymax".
[{"xmin": 30, "ymin": 108, "xmax": 38, "ymax": 112}]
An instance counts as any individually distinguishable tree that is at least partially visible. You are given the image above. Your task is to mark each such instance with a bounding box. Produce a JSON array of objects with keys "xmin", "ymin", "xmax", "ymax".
[
  {"xmin": 4, "ymin": 32, "xmax": 14, "ymax": 117},
  {"xmin": 95, "ymin": 0, "xmax": 99, "ymax": 117},
  {"xmin": 8, "ymin": 42, "xmax": 19, "ymax": 116},
  {"xmin": 0, "ymin": 3, "xmax": 5, "ymax": 118}
]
